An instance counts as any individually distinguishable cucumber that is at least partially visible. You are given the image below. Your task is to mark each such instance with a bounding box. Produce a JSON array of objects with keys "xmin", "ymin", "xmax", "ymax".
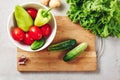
[
  {"xmin": 63, "ymin": 42, "xmax": 88, "ymax": 62},
  {"xmin": 48, "ymin": 39, "xmax": 77, "ymax": 51},
  {"xmin": 31, "ymin": 38, "xmax": 45, "ymax": 50}
]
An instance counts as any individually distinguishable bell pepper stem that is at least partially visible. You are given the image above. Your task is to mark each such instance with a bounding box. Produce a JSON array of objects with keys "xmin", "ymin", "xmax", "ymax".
[{"xmin": 43, "ymin": 8, "xmax": 52, "ymax": 17}]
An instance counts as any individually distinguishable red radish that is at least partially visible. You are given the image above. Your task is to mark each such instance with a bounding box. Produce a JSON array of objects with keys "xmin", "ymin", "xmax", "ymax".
[
  {"xmin": 12, "ymin": 27, "xmax": 25, "ymax": 42},
  {"xmin": 24, "ymin": 32, "xmax": 34, "ymax": 45},
  {"xmin": 29, "ymin": 26, "xmax": 42, "ymax": 40},
  {"xmin": 26, "ymin": 8, "xmax": 38, "ymax": 19},
  {"xmin": 41, "ymin": 24, "xmax": 51, "ymax": 37}
]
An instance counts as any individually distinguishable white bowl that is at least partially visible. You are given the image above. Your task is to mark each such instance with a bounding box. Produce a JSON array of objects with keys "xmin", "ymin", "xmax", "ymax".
[{"xmin": 7, "ymin": 2, "xmax": 57, "ymax": 52}]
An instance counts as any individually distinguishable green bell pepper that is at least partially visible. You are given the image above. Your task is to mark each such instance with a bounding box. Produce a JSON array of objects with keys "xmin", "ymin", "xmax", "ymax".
[
  {"xmin": 34, "ymin": 8, "xmax": 52, "ymax": 27},
  {"xmin": 15, "ymin": 5, "xmax": 33, "ymax": 32}
]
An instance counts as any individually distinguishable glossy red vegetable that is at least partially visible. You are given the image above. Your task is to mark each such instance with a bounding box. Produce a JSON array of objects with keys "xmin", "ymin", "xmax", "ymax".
[
  {"xmin": 12, "ymin": 27, "xmax": 25, "ymax": 42},
  {"xmin": 41, "ymin": 24, "xmax": 51, "ymax": 37},
  {"xmin": 26, "ymin": 8, "xmax": 38, "ymax": 19},
  {"xmin": 29, "ymin": 26, "xmax": 42, "ymax": 40},
  {"xmin": 24, "ymin": 32, "xmax": 34, "ymax": 45}
]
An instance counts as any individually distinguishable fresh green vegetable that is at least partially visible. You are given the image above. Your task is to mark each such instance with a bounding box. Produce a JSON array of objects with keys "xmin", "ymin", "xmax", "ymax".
[
  {"xmin": 63, "ymin": 42, "xmax": 88, "ymax": 62},
  {"xmin": 34, "ymin": 9, "xmax": 52, "ymax": 27},
  {"xmin": 48, "ymin": 39, "xmax": 77, "ymax": 51},
  {"xmin": 66, "ymin": 0, "xmax": 120, "ymax": 38},
  {"xmin": 15, "ymin": 5, "xmax": 33, "ymax": 32},
  {"xmin": 31, "ymin": 38, "xmax": 45, "ymax": 50}
]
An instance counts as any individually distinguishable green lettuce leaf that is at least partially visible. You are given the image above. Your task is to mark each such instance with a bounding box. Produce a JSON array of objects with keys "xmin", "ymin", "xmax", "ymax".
[{"xmin": 66, "ymin": 0, "xmax": 120, "ymax": 38}]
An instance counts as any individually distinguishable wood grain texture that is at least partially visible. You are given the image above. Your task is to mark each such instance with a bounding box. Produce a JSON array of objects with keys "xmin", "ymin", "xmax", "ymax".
[{"xmin": 17, "ymin": 16, "xmax": 97, "ymax": 72}]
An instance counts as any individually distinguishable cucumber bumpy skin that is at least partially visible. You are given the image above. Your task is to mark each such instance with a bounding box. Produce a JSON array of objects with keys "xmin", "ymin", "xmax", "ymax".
[
  {"xmin": 31, "ymin": 38, "xmax": 45, "ymax": 50},
  {"xmin": 48, "ymin": 39, "xmax": 77, "ymax": 51},
  {"xmin": 63, "ymin": 42, "xmax": 88, "ymax": 62}
]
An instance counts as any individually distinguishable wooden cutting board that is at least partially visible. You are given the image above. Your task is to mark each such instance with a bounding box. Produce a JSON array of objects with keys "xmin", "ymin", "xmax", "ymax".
[{"xmin": 17, "ymin": 16, "xmax": 97, "ymax": 72}]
